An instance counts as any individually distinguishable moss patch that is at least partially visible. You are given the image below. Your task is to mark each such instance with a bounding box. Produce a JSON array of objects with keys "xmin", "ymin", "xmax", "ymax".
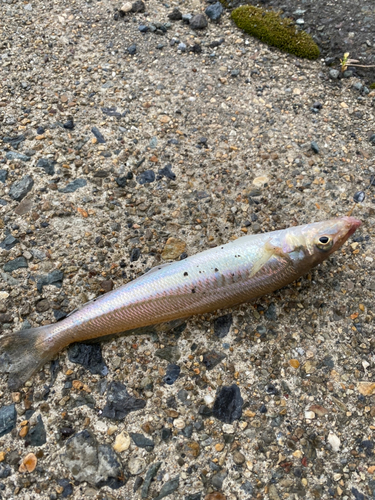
[
  {"xmin": 231, "ymin": 5, "xmax": 320, "ymax": 60},
  {"xmin": 370, "ymin": 83, "xmax": 375, "ymax": 90}
]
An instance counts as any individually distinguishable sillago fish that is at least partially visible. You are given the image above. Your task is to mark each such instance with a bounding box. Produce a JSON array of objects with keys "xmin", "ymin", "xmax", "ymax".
[{"xmin": 0, "ymin": 216, "xmax": 361, "ymax": 390}]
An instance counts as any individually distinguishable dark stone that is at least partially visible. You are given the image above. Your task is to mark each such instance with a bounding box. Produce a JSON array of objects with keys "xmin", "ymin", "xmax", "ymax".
[
  {"xmin": 159, "ymin": 164, "xmax": 176, "ymax": 180},
  {"xmin": 69, "ymin": 393, "xmax": 95, "ymax": 409},
  {"xmin": 163, "ymin": 364, "xmax": 181, "ymax": 385},
  {"xmin": 154, "ymin": 476, "xmax": 179, "ymax": 500},
  {"xmin": 214, "ymin": 313, "xmax": 233, "ymax": 338},
  {"xmin": 136, "ymin": 170, "xmax": 155, "ymax": 184},
  {"xmin": 37, "ymin": 269, "xmax": 64, "ymax": 293},
  {"xmin": 68, "ymin": 343, "xmax": 108, "ymax": 376},
  {"xmin": 138, "ymin": 25, "xmax": 149, "ymax": 33},
  {"xmin": 211, "ymin": 469, "xmax": 227, "ymax": 489},
  {"xmin": 0, "ymin": 464, "xmax": 11, "ymax": 479},
  {"xmin": 5, "ymin": 151, "xmax": 30, "ymax": 162},
  {"xmin": 9, "ymin": 175, "xmax": 34, "ymax": 201},
  {"xmin": 36, "ymin": 298, "xmax": 50, "ymax": 313},
  {"xmin": 186, "ymin": 494, "xmax": 201, "ymax": 500},
  {"xmin": 168, "ymin": 8, "xmax": 182, "ymax": 20},
  {"xmin": 127, "ymin": 44, "xmax": 137, "ymax": 55},
  {"xmin": 129, "ymin": 432, "xmax": 154, "ymax": 450},
  {"xmin": 27, "ymin": 415, "xmax": 46, "ymax": 446},
  {"xmin": 353, "ymin": 191, "xmax": 365, "ymax": 203},
  {"xmin": 132, "ymin": 0, "xmax": 145, "ymax": 13},
  {"xmin": 53, "ymin": 309, "xmax": 67, "ymax": 321},
  {"xmin": 181, "ymin": 424, "xmax": 193, "ymax": 438},
  {"xmin": 63, "ymin": 119, "xmax": 75, "ymax": 130},
  {"xmin": 369, "ymin": 134, "xmax": 375, "ymax": 145},
  {"xmin": 130, "ymin": 247, "xmax": 141, "ymax": 262},
  {"xmin": 209, "ymin": 38, "xmax": 224, "ymax": 48},
  {"xmin": 59, "ymin": 178, "xmax": 87, "ymax": 193},
  {"xmin": 241, "ymin": 481, "xmax": 254, "ymax": 495},
  {"xmin": 212, "ymin": 384, "xmax": 243, "ymax": 423},
  {"xmin": 311, "ymin": 141, "xmax": 319, "ymax": 154},
  {"xmin": 3, "ymin": 135, "xmax": 25, "ymax": 148},
  {"xmin": 3, "ymin": 256, "xmax": 28, "ymax": 272},
  {"xmin": 189, "ymin": 14, "xmax": 208, "ymax": 29},
  {"xmin": 57, "ymin": 479, "xmax": 73, "ymax": 498},
  {"xmin": 134, "ymin": 476, "xmax": 143, "ymax": 492},
  {"xmin": 198, "ymin": 405, "xmax": 213, "ymax": 417},
  {"xmin": 116, "ymin": 176, "xmax": 127, "ymax": 187},
  {"xmin": 141, "ymin": 462, "xmax": 161, "ymax": 498},
  {"xmin": 0, "ymin": 234, "xmax": 19, "ymax": 251},
  {"xmin": 351, "ymin": 487, "xmax": 365, "ymax": 500},
  {"xmin": 205, "ymin": 2, "xmax": 224, "ymax": 21},
  {"xmin": 161, "ymin": 427, "xmax": 172, "ymax": 441},
  {"xmin": 0, "ymin": 170, "xmax": 8, "ymax": 183},
  {"xmin": 36, "ymin": 158, "xmax": 55, "ymax": 175},
  {"xmin": 91, "ymin": 127, "xmax": 106, "ymax": 144},
  {"xmin": 102, "ymin": 381, "xmax": 146, "ymax": 420},
  {"xmin": 202, "ymin": 350, "xmax": 226, "ymax": 370},
  {"xmin": 0, "ymin": 404, "xmax": 16, "ymax": 437},
  {"xmin": 265, "ymin": 303, "xmax": 277, "ymax": 321},
  {"xmin": 0, "ymin": 314, "xmax": 12, "ymax": 324}
]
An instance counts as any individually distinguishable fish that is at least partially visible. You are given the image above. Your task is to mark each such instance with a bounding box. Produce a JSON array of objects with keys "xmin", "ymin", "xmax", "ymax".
[{"xmin": 0, "ymin": 216, "xmax": 361, "ymax": 390}]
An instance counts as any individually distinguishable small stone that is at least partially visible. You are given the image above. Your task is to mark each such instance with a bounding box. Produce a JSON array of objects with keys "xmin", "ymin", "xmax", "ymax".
[
  {"xmin": 0, "ymin": 404, "xmax": 17, "ymax": 437},
  {"xmin": 138, "ymin": 24, "xmax": 149, "ymax": 33},
  {"xmin": 289, "ymin": 359, "xmax": 300, "ymax": 369},
  {"xmin": 127, "ymin": 44, "xmax": 137, "ymax": 55},
  {"xmin": 0, "ymin": 235, "xmax": 19, "ymax": 251},
  {"xmin": 309, "ymin": 405, "xmax": 328, "ymax": 417},
  {"xmin": 155, "ymin": 346, "xmax": 180, "ymax": 363},
  {"xmin": 214, "ymin": 314, "xmax": 232, "ymax": 338},
  {"xmin": 163, "ymin": 364, "xmax": 181, "ymax": 385},
  {"xmin": 19, "ymin": 453, "xmax": 37, "ymax": 473},
  {"xmin": 63, "ymin": 119, "xmax": 75, "ymax": 130},
  {"xmin": 182, "ymin": 441, "xmax": 200, "ymax": 458},
  {"xmin": 128, "ymin": 457, "xmax": 147, "ymax": 475},
  {"xmin": 0, "ymin": 170, "xmax": 8, "ymax": 183},
  {"xmin": 329, "ymin": 69, "xmax": 340, "ymax": 79},
  {"xmin": 357, "ymin": 382, "xmax": 375, "ymax": 396},
  {"xmin": 36, "ymin": 158, "xmax": 55, "ymax": 175},
  {"xmin": 232, "ymin": 451, "xmax": 246, "ymax": 465},
  {"xmin": 9, "ymin": 175, "xmax": 34, "ymax": 201},
  {"xmin": 141, "ymin": 462, "xmax": 161, "ymax": 498},
  {"xmin": 120, "ymin": 2, "xmax": 132, "ymax": 13},
  {"xmin": 3, "ymin": 256, "xmax": 28, "ymax": 273},
  {"xmin": 252, "ymin": 175, "xmax": 269, "ymax": 187},
  {"xmin": 353, "ymin": 191, "xmax": 365, "ymax": 203},
  {"xmin": 59, "ymin": 178, "xmax": 87, "ymax": 193},
  {"xmin": 113, "ymin": 431, "xmax": 131, "ymax": 452},
  {"xmin": 36, "ymin": 298, "xmax": 50, "ymax": 313},
  {"xmin": 102, "ymin": 381, "xmax": 146, "ymax": 420},
  {"xmin": 154, "ymin": 476, "xmax": 179, "ymax": 500},
  {"xmin": 129, "ymin": 432, "xmax": 154, "ymax": 450},
  {"xmin": 311, "ymin": 141, "xmax": 319, "ymax": 154},
  {"xmin": 296, "ymin": 18, "xmax": 304, "ymax": 25},
  {"xmin": 14, "ymin": 197, "xmax": 33, "ymax": 216},
  {"xmin": 132, "ymin": 0, "xmax": 145, "ymax": 13},
  {"xmin": 268, "ymin": 484, "xmax": 281, "ymax": 500},
  {"xmin": 202, "ymin": 351, "xmax": 226, "ymax": 370},
  {"xmin": 212, "ymin": 385, "xmax": 243, "ymax": 423},
  {"xmin": 27, "ymin": 415, "xmax": 46, "ymax": 446},
  {"xmin": 168, "ymin": 8, "xmax": 182, "ymax": 20},
  {"xmin": 211, "ymin": 470, "xmax": 227, "ymax": 490},
  {"xmin": 6, "ymin": 151, "xmax": 30, "ymax": 162},
  {"xmin": 305, "ymin": 410, "xmax": 315, "ymax": 420},
  {"xmin": 327, "ymin": 432, "xmax": 341, "ymax": 452},
  {"xmin": 190, "ymin": 14, "xmax": 208, "ymax": 30},
  {"xmin": 91, "ymin": 127, "xmax": 106, "ymax": 144},
  {"xmin": 204, "ymin": 493, "xmax": 226, "ymax": 500},
  {"xmin": 159, "ymin": 164, "xmax": 176, "ymax": 180},
  {"xmin": 178, "ymin": 42, "xmax": 187, "ymax": 52},
  {"xmin": 173, "ymin": 418, "xmax": 185, "ymax": 429},
  {"xmin": 205, "ymin": 2, "xmax": 224, "ymax": 21},
  {"xmin": 136, "ymin": 170, "xmax": 155, "ymax": 184},
  {"xmin": 161, "ymin": 237, "xmax": 186, "ymax": 260},
  {"xmin": 130, "ymin": 248, "xmax": 141, "ymax": 262},
  {"xmin": 369, "ymin": 134, "xmax": 375, "ymax": 145}
]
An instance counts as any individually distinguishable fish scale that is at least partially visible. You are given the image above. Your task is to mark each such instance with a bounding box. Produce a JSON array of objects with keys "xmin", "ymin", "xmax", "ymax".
[{"xmin": 0, "ymin": 216, "xmax": 361, "ymax": 390}]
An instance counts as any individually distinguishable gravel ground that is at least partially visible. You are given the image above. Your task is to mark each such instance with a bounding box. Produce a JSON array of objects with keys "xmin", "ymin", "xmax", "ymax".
[{"xmin": 0, "ymin": 1, "xmax": 375, "ymax": 500}]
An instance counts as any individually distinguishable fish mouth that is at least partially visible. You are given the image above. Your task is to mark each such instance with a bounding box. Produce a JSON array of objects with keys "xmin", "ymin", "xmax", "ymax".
[{"xmin": 341, "ymin": 216, "xmax": 362, "ymax": 237}]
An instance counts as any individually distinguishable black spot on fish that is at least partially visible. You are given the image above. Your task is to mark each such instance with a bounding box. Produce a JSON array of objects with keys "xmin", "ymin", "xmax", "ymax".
[
  {"xmin": 184, "ymin": 272, "xmax": 188, "ymax": 277},
  {"xmin": 192, "ymin": 288, "xmax": 196, "ymax": 294},
  {"xmin": 215, "ymin": 268, "xmax": 219, "ymax": 272}
]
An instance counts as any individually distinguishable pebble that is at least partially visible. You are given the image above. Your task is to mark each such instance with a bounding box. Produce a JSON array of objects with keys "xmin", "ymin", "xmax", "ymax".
[
  {"xmin": 136, "ymin": 170, "xmax": 155, "ymax": 184},
  {"xmin": 3, "ymin": 256, "xmax": 28, "ymax": 273},
  {"xmin": 162, "ymin": 237, "xmax": 186, "ymax": 260},
  {"xmin": 0, "ymin": 170, "xmax": 7, "ymax": 183},
  {"xmin": 168, "ymin": 8, "xmax": 182, "ymax": 21},
  {"xmin": 0, "ymin": 404, "xmax": 16, "ymax": 437},
  {"xmin": 214, "ymin": 313, "xmax": 233, "ymax": 338},
  {"xmin": 357, "ymin": 382, "xmax": 375, "ymax": 396},
  {"xmin": 327, "ymin": 432, "xmax": 341, "ymax": 452},
  {"xmin": 26, "ymin": 415, "xmax": 46, "ymax": 446},
  {"xmin": 58, "ymin": 178, "xmax": 87, "ymax": 193},
  {"xmin": 128, "ymin": 457, "xmax": 147, "ymax": 476},
  {"xmin": 68, "ymin": 343, "xmax": 108, "ymax": 376},
  {"xmin": 120, "ymin": 2, "xmax": 132, "ymax": 14},
  {"xmin": 178, "ymin": 42, "xmax": 187, "ymax": 52},
  {"xmin": 163, "ymin": 364, "xmax": 181, "ymax": 385},
  {"xmin": 329, "ymin": 69, "xmax": 340, "ymax": 79},
  {"xmin": 101, "ymin": 381, "xmax": 146, "ymax": 419},
  {"xmin": 211, "ymin": 470, "xmax": 227, "ymax": 489},
  {"xmin": 5, "ymin": 151, "xmax": 30, "ymax": 162},
  {"xmin": 212, "ymin": 385, "xmax": 243, "ymax": 423},
  {"xmin": 202, "ymin": 350, "xmax": 226, "ymax": 370},
  {"xmin": 9, "ymin": 175, "xmax": 34, "ymax": 201},
  {"xmin": 311, "ymin": 141, "xmax": 320, "ymax": 154},
  {"xmin": 63, "ymin": 119, "xmax": 75, "ymax": 130},
  {"xmin": 19, "ymin": 453, "xmax": 37, "ymax": 473},
  {"xmin": 37, "ymin": 269, "xmax": 64, "ymax": 292},
  {"xmin": 205, "ymin": 494, "xmax": 226, "ymax": 500},
  {"xmin": 173, "ymin": 418, "xmax": 185, "ymax": 429},
  {"xmin": 0, "ymin": 235, "xmax": 19, "ymax": 251},
  {"xmin": 154, "ymin": 475, "xmax": 179, "ymax": 500},
  {"xmin": 132, "ymin": 0, "xmax": 145, "ymax": 13},
  {"xmin": 252, "ymin": 175, "xmax": 269, "ymax": 187},
  {"xmin": 190, "ymin": 14, "xmax": 208, "ymax": 30},
  {"xmin": 127, "ymin": 44, "xmax": 137, "ymax": 55},
  {"xmin": 36, "ymin": 158, "xmax": 55, "ymax": 175},
  {"xmin": 205, "ymin": 2, "xmax": 224, "ymax": 21},
  {"xmin": 91, "ymin": 127, "xmax": 106, "ymax": 143},
  {"xmin": 232, "ymin": 451, "xmax": 246, "ymax": 465},
  {"xmin": 113, "ymin": 431, "xmax": 131, "ymax": 452},
  {"xmin": 61, "ymin": 430, "xmax": 124, "ymax": 486},
  {"xmin": 159, "ymin": 163, "xmax": 176, "ymax": 180},
  {"xmin": 155, "ymin": 345, "xmax": 180, "ymax": 363},
  {"xmin": 129, "ymin": 432, "xmax": 154, "ymax": 450}
]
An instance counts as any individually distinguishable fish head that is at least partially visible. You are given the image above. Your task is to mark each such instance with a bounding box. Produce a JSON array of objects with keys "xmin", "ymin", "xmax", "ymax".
[{"xmin": 277, "ymin": 217, "xmax": 361, "ymax": 270}]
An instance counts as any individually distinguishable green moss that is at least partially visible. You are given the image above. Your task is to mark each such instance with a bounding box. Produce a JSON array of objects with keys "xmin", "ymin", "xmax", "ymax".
[
  {"xmin": 370, "ymin": 83, "xmax": 375, "ymax": 90},
  {"xmin": 231, "ymin": 5, "xmax": 320, "ymax": 60}
]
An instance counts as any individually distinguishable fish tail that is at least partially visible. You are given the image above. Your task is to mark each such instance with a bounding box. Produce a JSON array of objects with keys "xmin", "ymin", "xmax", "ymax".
[{"xmin": 0, "ymin": 325, "xmax": 57, "ymax": 390}]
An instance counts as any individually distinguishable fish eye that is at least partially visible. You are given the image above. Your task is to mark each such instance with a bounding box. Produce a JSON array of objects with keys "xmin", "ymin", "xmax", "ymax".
[{"xmin": 316, "ymin": 235, "xmax": 333, "ymax": 251}]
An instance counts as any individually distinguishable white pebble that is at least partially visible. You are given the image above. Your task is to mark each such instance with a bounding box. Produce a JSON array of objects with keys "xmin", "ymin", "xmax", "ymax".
[
  {"xmin": 328, "ymin": 432, "xmax": 341, "ymax": 452},
  {"xmin": 305, "ymin": 411, "xmax": 315, "ymax": 420},
  {"xmin": 204, "ymin": 394, "xmax": 214, "ymax": 405}
]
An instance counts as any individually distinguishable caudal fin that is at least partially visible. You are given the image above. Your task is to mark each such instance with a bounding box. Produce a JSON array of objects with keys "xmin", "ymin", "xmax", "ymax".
[{"xmin": 0, "ymin": 325, "xmax": 56, "ymax": 390}]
